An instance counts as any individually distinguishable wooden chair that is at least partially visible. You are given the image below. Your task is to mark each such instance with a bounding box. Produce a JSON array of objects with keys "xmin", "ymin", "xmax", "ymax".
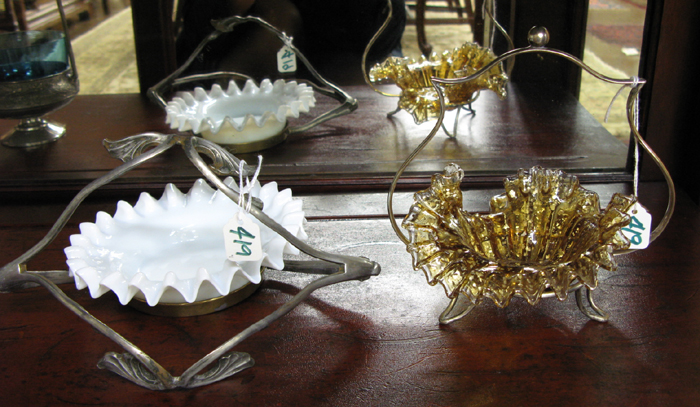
[
  {"xmin": 1, "ymin": 0, "xmax": 22, "ymax": 31},
  {"xmin": 3, "ymin": 0, "xmax": 93, "ymax": 32},
  {"xmin": 408, "ymin": 0, "xmax": 484, "ymax": 55}
]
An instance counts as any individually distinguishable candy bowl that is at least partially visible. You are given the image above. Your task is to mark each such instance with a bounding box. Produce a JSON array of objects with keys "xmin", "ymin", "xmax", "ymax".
[
  {"xmin": 64, "ymin": 177, "xmax": 307, "ymax": 316},
  {"xmin": 402, "ymin": 164, "xmax": 638, "ymax": 323},
  {"xmin": 164, "ymin": 78, "xmax": 315, "ymax": 153},
  {"xmin": 368, "ymin": 42, "xmax": 508, "ymax": 124}
]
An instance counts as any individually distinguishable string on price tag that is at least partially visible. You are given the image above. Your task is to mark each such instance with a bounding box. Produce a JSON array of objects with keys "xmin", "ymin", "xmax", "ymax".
[
  {"xmin": 223, "ymin": 157, "xmax": 264, "ymax": 262},
  {"xmin": 621, "ymin": 202, "xmax": 652, "ymax": 250}
]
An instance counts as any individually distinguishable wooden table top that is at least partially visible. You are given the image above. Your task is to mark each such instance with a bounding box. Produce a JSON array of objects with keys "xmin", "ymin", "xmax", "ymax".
[
  {"xmin": 0, "ymin": 181, "xmax": 698, "ymax": 406},
  {"xmin": 2, "ymin": 86, "xmax": 697, "ymax": 406}
]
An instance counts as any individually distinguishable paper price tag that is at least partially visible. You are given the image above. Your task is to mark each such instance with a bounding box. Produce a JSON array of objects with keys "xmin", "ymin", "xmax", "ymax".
[
  {"xmin": 621, "ymin": 202, "xmax": 652, "ymax": 250},
  {"xmin": 224, "ymin": 212, "xmax": 263, "ymax": 262},
  {"xmin": 277, "ymin": 45, "xmax": 297, "ymax": 73}
]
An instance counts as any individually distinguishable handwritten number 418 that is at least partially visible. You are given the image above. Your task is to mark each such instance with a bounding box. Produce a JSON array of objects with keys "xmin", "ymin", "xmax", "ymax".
[{"xmin": 622, "ymin": 215, "xmax": 645, "ymax": 245}]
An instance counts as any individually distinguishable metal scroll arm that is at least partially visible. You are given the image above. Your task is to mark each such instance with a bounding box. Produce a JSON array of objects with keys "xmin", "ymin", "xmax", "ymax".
[
  {"xmin": 55, "ymin": 0, "xmax": 78, "ymax": 82},
  {"xmin": 148, "ymin": 15, "xmax": 358, "ymax": 138},
  {"xmin": 1, "ymin": 133, "xmax": 380, "ymax": 390}
]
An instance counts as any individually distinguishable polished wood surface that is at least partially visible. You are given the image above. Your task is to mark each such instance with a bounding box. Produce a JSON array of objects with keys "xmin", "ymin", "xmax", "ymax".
[
  {"xmin": 0, "ymin": 180, "xmax": 698, "ymax": 406},
  {"xmin": 2, "ymin": 85, "xmax": 696, "ymax": 406},
  {"xmin": 0, "ymin": 83, "xmax": 628, "ymax": 199}
]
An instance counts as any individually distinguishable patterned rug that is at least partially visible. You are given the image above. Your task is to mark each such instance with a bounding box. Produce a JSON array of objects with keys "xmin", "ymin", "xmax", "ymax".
[{"xmin": 72, "ymin": 7, "xmax": 138, "ymax": 94}]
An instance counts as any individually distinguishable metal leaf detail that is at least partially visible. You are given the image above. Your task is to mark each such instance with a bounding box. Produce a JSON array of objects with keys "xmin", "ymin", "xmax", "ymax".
[
  {"xmin": 189, "ymin": 352, "xmax": 255, "ymax": 388},
  {"xmin": 103, "ymin": 133, "xmax": 174, "ymax": 163},
  {"xmin": 190, "ymin": 136, "xmax": 248, "ymax": 176},
  {"xmin": 98, "ymin": 352, "xmax": 169, "ymax": 391}
]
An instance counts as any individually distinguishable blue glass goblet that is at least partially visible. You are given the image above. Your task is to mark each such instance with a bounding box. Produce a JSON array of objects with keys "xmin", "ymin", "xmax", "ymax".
[{"xmin": 0, "ymin": 29, "xmax": 79, "ymax": 148}]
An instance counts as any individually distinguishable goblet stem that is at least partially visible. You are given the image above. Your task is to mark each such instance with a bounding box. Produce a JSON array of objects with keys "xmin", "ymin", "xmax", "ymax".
[{"xmin": 1, "ymin": 117, "xmax": 66, "ymax": 148}]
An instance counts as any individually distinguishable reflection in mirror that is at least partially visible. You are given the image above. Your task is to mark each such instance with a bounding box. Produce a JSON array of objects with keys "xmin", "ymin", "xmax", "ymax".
[
  {"xmin": 71, "ymin": 0, "xmax": 408, "ymax": 93},
  {"xmin": 579, "ymin": 0, "xmax": 647, "ymax": 145},
  {"xmin": 66, "ymin": 0, "xmax": 137, "ymax": 94},
  {"xmin": 62, "ymin": 0, "xmax": 643, "ymax": 179},
  {"xmin": 401, "ymin": 1, "xmax": 477, "ymax": 60}
]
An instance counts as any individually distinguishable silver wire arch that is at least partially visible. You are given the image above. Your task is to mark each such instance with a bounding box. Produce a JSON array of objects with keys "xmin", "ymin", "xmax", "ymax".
[
  {"xmin": 385, "ymin": 27, "xmax": 676, "ymax": 323},
  {"xmin": 387, "ymin": 27, "xmax": 675, "ymax": 251}
]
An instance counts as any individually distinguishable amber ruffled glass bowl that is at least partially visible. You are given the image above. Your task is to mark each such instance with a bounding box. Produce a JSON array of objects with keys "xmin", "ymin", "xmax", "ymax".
[
  {"xmin": 402, "ymin": 164, "xmax": 636, "ymax": 308},
  {"xmin": 369, "ymin": 43, "xmax": 508, "ymax": 123}
]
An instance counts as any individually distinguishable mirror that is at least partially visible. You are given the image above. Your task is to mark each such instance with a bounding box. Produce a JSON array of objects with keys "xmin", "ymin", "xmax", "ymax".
[
  {"xmin": 580, "ymin": 0, "xmax": 647, "ymax": 146},
  {"xmin": 53, "ymin": 0, "xmax": 647, "ymax": 178}
]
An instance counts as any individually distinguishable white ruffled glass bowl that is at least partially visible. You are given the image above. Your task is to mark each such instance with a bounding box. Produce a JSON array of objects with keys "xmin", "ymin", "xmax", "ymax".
[
  {"xmin": 164, "ymin": 79, "xmax": 315, "ymax": 152},
  {"xmin": 64, "ymin": 178, "xmax": 307, "ymax": 311}
]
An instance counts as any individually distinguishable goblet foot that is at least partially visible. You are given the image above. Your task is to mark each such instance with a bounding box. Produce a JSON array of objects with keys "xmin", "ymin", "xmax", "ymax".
[{"xmin": 1, "ymin": 117, "xmax": 66, "ymax": 148}]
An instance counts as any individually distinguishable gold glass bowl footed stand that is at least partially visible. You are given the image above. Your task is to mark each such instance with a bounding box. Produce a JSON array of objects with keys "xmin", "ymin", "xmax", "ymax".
[
  {"xmin": 363, "ymin": 0, "xmax": 512, "ymax": 137},
  {"xmin": 388, "ymin": 27, "xmax": 676, "ymax": 324}
]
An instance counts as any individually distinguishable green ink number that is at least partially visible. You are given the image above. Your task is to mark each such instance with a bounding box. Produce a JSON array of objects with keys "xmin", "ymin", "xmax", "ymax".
[
  {"xmin": 622, "ymin": 215, "xmax": 645, "ymax": 245},
  {"xmin": 231, "ymin": 227, "xmax": 255, "ymax": 240},
  {"xmin": 234, "ymin": 240, "xmax": 252, "ymax": 256},
  {"xmin": 230, "ymin": 227, "xmax": 256, "ymax": 256}
]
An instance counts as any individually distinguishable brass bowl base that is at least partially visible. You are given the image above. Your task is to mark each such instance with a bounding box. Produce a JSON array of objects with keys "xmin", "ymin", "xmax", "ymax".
[
  {"xmin": 128, "ymin": 281, "xmax": 260, "ymax": 317},
  {"xmin": 218, "ymin": 129, "xmax": 288, "ymax": 154}
]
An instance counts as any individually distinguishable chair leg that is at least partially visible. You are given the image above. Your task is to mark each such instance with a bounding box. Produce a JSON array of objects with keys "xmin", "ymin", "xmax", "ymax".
[{"xmin": 416, "ymin": 0, "xmax": 433, "ymax": 56}]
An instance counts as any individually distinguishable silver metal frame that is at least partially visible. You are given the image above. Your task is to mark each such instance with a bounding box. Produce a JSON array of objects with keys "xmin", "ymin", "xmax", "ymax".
[
  {"xmin": 387, "ymin": 27, "xmax": 676, "ymax": 324},
  {"xmin": 148, "ymin": 15, "xmax": 358, "ymax": 139},
  {"xmin": 0, "ymin": 133, "xmax": 381, "ymax": 390}
]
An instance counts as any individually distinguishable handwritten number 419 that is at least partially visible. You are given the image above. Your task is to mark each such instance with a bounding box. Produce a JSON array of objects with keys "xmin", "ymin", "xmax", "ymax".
[{"xmin": 231, "ymin": 226, "xmax": 255, "ymax": 256}]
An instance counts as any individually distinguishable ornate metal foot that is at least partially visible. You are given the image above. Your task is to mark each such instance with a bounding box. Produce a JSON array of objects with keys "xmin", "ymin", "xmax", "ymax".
[
  {"xmin": 386, "ymin": 105, "xmax": 402, "ymax": 118},
  {"xmin": 99, "ymin": 351, "xmax": 254, "ymax": 390},
  {"xmin": 439, "ymin": 294, "xmax": 476, "ymax": 324},
  {"xmin": 575, "ymin": 286, "xmax": 610, "ymax": 322}
]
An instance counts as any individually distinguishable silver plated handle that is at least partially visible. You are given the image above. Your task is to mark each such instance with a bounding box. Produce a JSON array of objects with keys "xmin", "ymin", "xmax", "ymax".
[{"xmin": 388, "ymin": 26, "xmax": 675, "ymax": 251}]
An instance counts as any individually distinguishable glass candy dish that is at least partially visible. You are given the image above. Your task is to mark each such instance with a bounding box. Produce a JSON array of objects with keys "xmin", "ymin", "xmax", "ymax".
[
  {"xmin": 1, "ymin": 133, "xmax": 380, "ymax": 389},
  {"xmin": 368, "ymin": 42, "xmax": 508, "ymax": 124},
  {"xmin": 0, "ymin": 0, "xmax": 79, "ymax": 148},
  {"xmin": 403, "ymin": 164, "xmax": 636, "ymax": 315},
  {"xmin": 150, "ymin": 15, "xmax": 358, "ymax": 153},
  {"xmin": 64, "ymin": 177, "xmax": 306, "ymax": 314},
  {"xmin": 387, "ymin": 27, "xmax": 676, "ymax": 324},
  {"xmin": 362, "ymin": 0, "xmax": 509, "ymax": 126},
  {"xmin": 164, "ymin": 79, "xmax": 315, "ymax": 152}
]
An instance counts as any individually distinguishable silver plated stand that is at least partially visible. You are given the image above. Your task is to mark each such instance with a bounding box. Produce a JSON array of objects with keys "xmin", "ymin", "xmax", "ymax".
[
  {"xmin": 387, "ymin": 27, "xmax": 676, "ymax": 324},
  {"xmin": 0, "ymin": 133, "xmax": 380, "ymax": 390},
  {"xmin": 149, "ymin": 15, "xmax": 358, "ymax": 141}
]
